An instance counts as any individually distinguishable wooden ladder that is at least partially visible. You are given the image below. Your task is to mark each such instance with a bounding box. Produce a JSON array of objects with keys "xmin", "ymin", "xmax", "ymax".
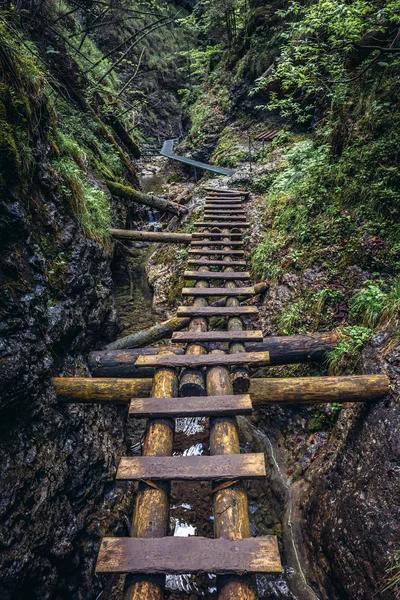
[{"xmin": 95, "ymin": 188, "xmax": 282, "ymax": 597}]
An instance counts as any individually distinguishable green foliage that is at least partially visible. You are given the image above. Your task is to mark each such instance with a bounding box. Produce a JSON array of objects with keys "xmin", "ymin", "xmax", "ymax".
[
  {"xmin": 252, "ymin": 231, "xmax": 286, "ymax": 281},
  {"xmin": 349, "ymin": 278, "xmax": 400, "ymax": 327},
  {"xmin": 383, "ymin": 549, "xmax": 400, "ymax": 598},
  {"xmin": 328, "ymin": 326, "xmax": 372, "ymax": 374},
  {"xmin": 57, "ymin": 157, "xmax": 111, "ymax": 244},
  {"xmin": 210, "ymin": 127, "xmax": 247, "ymax": 167},
  {"xmin": 252, "ymin": 0, "xmax": 400, "ymax": 121},
  {"xmin": 278, "ymin": 302, "xmax": 303, "ymax": 335}
]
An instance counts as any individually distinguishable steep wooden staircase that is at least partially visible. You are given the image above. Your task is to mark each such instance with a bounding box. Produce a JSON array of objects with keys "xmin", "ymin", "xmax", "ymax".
[{"xmin": 54, "ymin": 186, "xmax": 390, "ymax": 599}]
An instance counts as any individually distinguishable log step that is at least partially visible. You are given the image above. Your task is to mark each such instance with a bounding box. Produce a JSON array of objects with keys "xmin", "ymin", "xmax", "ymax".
[
  {"xmin": 204, "ymin": 208, "xmax": 246, "ymax": 213},
  {"xmin": 203, "ymin": 218, "xmax": 246, "ymax": 221},
  {"xmin": 117, "ymin": 453, "xmax": 266, "ymax": 481},
  {"xmin": 188, "ymin": 249, "xmax": 245, "ymax": 256},
  {"xmin": 205, "ymin": 199, "xmax": 243, "ymax": 204},
  {"xmin": 129, "ymin": 393, "xmax": 253, "ymax": 418},
  {"xmin": 171, "ymin": 330, "xmax": 263, "ymax": 343},
  {"xmin": 187, "ymin": 259, "xmax": 247, "ymax": 266},
  {"xmin": 184, "ymin": 271, "xmax": 250, "ymax": 280},
  {"xmin": 135, "ymin": 351, "xmax": 270, "ymax": 368},
  {"xmin": 96, "ymin": 536, "xmax": 282, "ymax": 575},
  {"xmin": 182, "ymin": 287, "xmax": 255, "ymax": 297},
  {"xmin": 177, "ymin": 306, "xmax": 258, "ymax": 317},
  {"xmin": 190, "ymin": 241, "xmax": 244, "ymax": 247},
  {"xmin": 195, "ymin": 222, "xmax": 250, "ymax": 227},
  {"xmin": 204, "ymin": 204, "xmax": 244, "ymax": 209},
  {"xmin": 192, "ymin": 232, "xmax": 242, "ymax": 238}
]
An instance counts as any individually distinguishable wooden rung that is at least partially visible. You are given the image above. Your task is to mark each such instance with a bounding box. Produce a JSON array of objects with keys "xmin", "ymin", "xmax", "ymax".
[
  {"xmin": 177, "ymin": 306, "xmax": 258, "ymax": 317},
  {"xmin": 117, "ymin": 453, "xmax": 265, "ymax": 481},
  {"xmin": 205, "ymin": 199, "xmax": 243, "ymax": 204},
  {"xmin": 191, "ymin": 241, "xmax": 244, "ymax": 247},
  {"xmin": 182, "ymin": 287, "xmax": 254, "ymax": 297},
  {"xmin": 205, "ymin": 202, "xmax": 243, "ymax": 207},
  {"xmin": 205, "ymin": 207, "xmax": 245, "ymax": 211},
  {"xmin": 129, "ymin": 393, "xmax": 253, "ymax": 418},
  {"xmin": 187, "ymin": 259, "xmax": 247, "ymax": 266},
  {"xmin": 184, "ymin": 271, "xmax": 250, "ymax": 280},
  {"xmin": 96, "ymin": 536, "xmax": 282, "ymax": 575},
  {"xmin": 195, "ymin": 222, "xmax": 250, "ymax": 227},
  {"xmin": 192, "ymin": 232, "xmax": 242, "ymax": 238},
  {"xmin": 188, "ymin": 250, "xmax": 244, "ymax": 256},
  {"xmin": 134, "ymin": 351, "xmax": 270, "ymax": 368},
  {"xmin": 172, "ymin": 330, "xmax": 263, "ymax": 343},
  {"xmin": 204, "ymin": 215, "xmax": 246, "ymax": 221}
]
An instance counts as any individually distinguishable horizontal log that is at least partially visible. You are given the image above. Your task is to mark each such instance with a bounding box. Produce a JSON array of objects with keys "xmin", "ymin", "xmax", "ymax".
[
  {"xmin": 190, "ymin": 241, "xmax": 244, "ymax": 246},
  {"xmin": 88, "ymin": 345, "xmax": 184, "ymax": 377},
  {"xmin": 205, "ymin": 199, "xmax": 243, "ymax": 204},
  {"xmin": 246, "ymin": 331, "xmax": 340, "ymax": 364},
  {"xmin": 203, "ymin": 215, "xmax": 246, "ymax": 221},
  {"xmin": 54, "ymin": 377, "xmax": 152, "ymax": 403},
  {"xmin": 171, "ymin": 330, "xmax": 263, "ymax": 343},
  {"xmin": 192, "ymin": 232, "xmax": 243, "ymax": 238},
  {"xmin": 106, "ymin": 180, "xmax": 187, "ymax": 217},
  {"xmin": 182, "ymin": 287, "xmax": 255, "ymax": 297},
  {"xmin": 117, "ymin": 453, "xmax": 266, "ymax": 481},
  {"xmin": 129, "ymin": 393, "xmax": 253, "ymax": 418},
  {"xmin": 135, "ymin": 351, "xmax": 270, "ymax": 369},
  {"xmin": 187, "ymin": 259, "xmax": 247, "ymax": 266},
  {"xmin": 184, "ymin": 271, "xmax": 250, "ymax": 279},
  {"xmin": 54, "ymin": 374, "xmax": 388, "ymax": 405},
  {"xmin": 249, "ymin": 374, "xmax": 390, "ymax": 405},
  {"xmin": 176, "ymin": 306, "xmax": 258, "ymax": 317},
  {"xmin": 204, "ymin": 187, "xmax": 248, "ymax": 195},
  {"xmin": 195, "ymin": 222, "xmax": 250, "ymax": 227},
  {"xmin": 204, "ymin": 204, "xmax": 244, "ymax": 209},
  {"xmin": 96, "ymin": 536, "xmax": 281, "ymax": 575},
  {"xmin": 109, "ymin": 229, "xmax": 192, "ymax": 244},
  {"xmin": 188, "ymin": 249, "xmax": 245, "ymax": 255}
]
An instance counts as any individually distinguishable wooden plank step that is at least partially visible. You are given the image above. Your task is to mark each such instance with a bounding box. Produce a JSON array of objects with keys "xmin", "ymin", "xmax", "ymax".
[
  {"xmin": 190, "ymin": 241, "xmax": 244, "ymax": 247},
  {"xmin": 203, "ymin": 215, "xmax": 247, "ymax": 221},
  {"xmin": 204, "ymin": 205, "xmax": 245, "ymax": 210},
  {"xmin": 192, "ymin": 232, "xmax": 242, "ymax": 238},
  {"xmin": 172, "ymin": 330, "xmax": 263, "ymax": 343},
  {"xmin": 135, "ymin": 351, "xmax": 270, "ymax": 368},
  {"xmin": 195, "ymin": 222, "xmax": 250, "ymax": 228},
  {"xmin": 204, "ymin": 211, "xmax": 246, "ymax": 216},
  {"xmin": 205, "ymin": 199, "xmax": 243, "ymax": 204},
  {"xmin": 129, "ymin": 393, "xmax": 253, "ymax": 418},
  {"xmin": 187, "ymin": 259, "xmax": 247, "ymax": 266},
  {"xmin": 188, "ymin": 249, "xmax": 245, "ymax": 256},
  {"xmin": 184, "ymin": 270, "xmax": 250, "ymax": 280},
  {"xmin": 117, "ymin": 453, "xmax": 266, "ymax": 481},
  {"xmin": 96, "ymin": 536, "xmax": 282, "ymax": 575},
  {"xmin": 182, "ymin": 287, "xmax": 255, "ymax": 297},
  {"xmin": 177, "ymin": 306, "xmax": 258, "ymax": 317}
]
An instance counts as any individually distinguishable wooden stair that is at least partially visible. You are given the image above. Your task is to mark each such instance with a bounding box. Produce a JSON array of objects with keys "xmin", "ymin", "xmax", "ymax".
[
  {"xmin": 171, "ymin": 330, "xmax": 263, "ymax": 343},
  {"xmin": 187, "ymin": 258, "xmax": 247, "ymax": 266},
  {"xmin": 194, "ymin": 222, "xmax": 250, "ymax": 227},
  {"xmin": 128, "ymin": 393, "xmax": 253, "ymax": 418},
  {"xmin": 116, "ymin": 453, "xmax": 266, "ymax": 481},
  {"xmin": 182, "ymin": 286, "xmax": 255, "ymax": 296},
  {"xmin": 96, "ymin": 536, "xmax": 282, "ymax": 575},
  {"xmin": 176, "ymin": 305, "xmax": 258, "ymax": 317},
  {"xmin": 184, "ymin": 270, "xmax": 250, "ymax": 280},
  {"xmin": 190, "ymin": 240, "xmax": 244, "ymax": 247},
  {"xmin": 134, "ymin": 351, "xmax": 270, "ymax": 368},
  {"xmin": 188, "ymin": 249, "xmax": 245, "ymax": 255}
]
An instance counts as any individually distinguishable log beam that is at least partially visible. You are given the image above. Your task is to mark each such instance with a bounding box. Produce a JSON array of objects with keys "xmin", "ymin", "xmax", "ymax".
[
  {"xmin": 106, "ymin": 180, "xmax": 188, "ymax": 217},
  {"xmin": 110, "ymin": 229, "xmax": 192, "ymax": 244}
]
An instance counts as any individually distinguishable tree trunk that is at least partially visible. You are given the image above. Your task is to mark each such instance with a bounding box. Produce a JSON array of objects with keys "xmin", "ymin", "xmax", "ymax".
[
  {"xmin": 110, "ymin": 229, "xmax": 192, "ymax": 244},
  {"xmin": 106, "ymin": 180, "xmax": 188, "ymax": 217}
]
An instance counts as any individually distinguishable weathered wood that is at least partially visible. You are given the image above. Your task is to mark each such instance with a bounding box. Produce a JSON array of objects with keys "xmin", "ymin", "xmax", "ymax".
[
  {"xmin": 171, "ymin": 331, "xmax": 263, "ymax": 343},
  {"xmin": 192, "ymin": 232, "xmax": 242, "ymax": 238},
  {"xmin": 203, "ymin": 218, "xmax": 247, "ymax": 226},
  {"xmin": 54, "ymin": 377, "xmax": 152, "ymax": 403},
  {"xmin": 110, "ymin": 229, "xmax": 192, "ymax": 244},
  {"xmin": 88, "ymin": 346, "xmax": 184, "ymax": 378},
  {"xmin": 123, "ymin": 351, "xmax": 178, "ymax": 600},
  {"xmin": 183, "ymin": 287, "xmax": 255, "ymax": 297},
  {"xmin": 204, "ymin": 187, "xmax": 248, "ymax": 195},
  {"xmin": 205, "ymin": 199, "xmax": 243, "ymax": 204},
  {"xmin": 204, "ymin": 204, "xmax": 244, "ymax": 209},
  {"xmin": 249, "ymin": 375, "xmax": 390, "ymax": 405},
  {"xmin": 205, "ymin": 208, "xmax": 246, "ymax": 213},
  {"xmin": 188, "ymin": 249, "xmax": 245, "ymax": 255},
  {"xmin": 106, "ymin": 180, "xmax": 188, "ymax": 217},
  {"xmin": 195, "ymin": 222, "xmax": 250, "ymax": 227},
  {"xmin": 117, "ymin": 453, "xmax": 266, "ymax": 481},
  {"xmin": 176, "ymin": 306, "xmax": 258, "ymax": 317},
  {"xmin": 135, "ymin": 352, "xmax": 270, "ymax": 369},
  {"xmin": 190, "ymin": 240, "xmax": 244, "ymax": 247},
  {"xmin": 188, "ymin": 258, "xmax": 247, "ymax": 266},
  {"xmin": 184, "ymin": 270, "xmax": 250, "ymax": 280},
  {"xmin": 247, "ymin": 331, "xmax": 340, "ymax": 364},
  {"xmin": 96, "ymin": 536, "xmax": 281, "ymax": 575},
  {"xmin": 128, "ymin": 394, "xmax": 253, "ymax": 418}
]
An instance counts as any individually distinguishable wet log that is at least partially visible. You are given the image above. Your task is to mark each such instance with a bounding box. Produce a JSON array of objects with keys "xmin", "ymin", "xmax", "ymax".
[
  {"xmin": 106, "ymin": 180, "xmax": 188, "ymax": 217},
  {"xmin": 109, "ymin": 229, "xmax": 192, "ymax": 244},
  {"xmin": 54, "ymin": 377, "xmax": 152, "ymax": 403},
  {"xmin": 107, "ymin": 116, "xmax": 141, "ymax": 159},
  {"xmin": 89, "ymin": 331, "xmax": 337, "ymax": 378},
  {"xmin": 123, "ymin": 352, "xmax": 178, "ymax": 600},
  {"xmin": 249, "ymin": 375, "xmax": 390, "ymax": 405},
  {"xmin": 104, "ymin": 282, "xmax": 268, "ymax": 350}
]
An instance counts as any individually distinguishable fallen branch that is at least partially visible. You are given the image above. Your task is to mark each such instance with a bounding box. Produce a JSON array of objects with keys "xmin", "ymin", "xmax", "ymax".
[
  {"xmin": 110, "ymin": 229, "xmax": 192, "ymax": 243},
  {"xmin": 106, "ymin": 180, "xmax": 188, "ymax": 217}
]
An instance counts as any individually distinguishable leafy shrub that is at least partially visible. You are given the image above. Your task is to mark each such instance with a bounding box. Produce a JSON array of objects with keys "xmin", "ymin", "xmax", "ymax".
[
  {"xmin": 328, "ymin": 326, "xmax": 372, "ymax": 374},
  {"xmin": 349, "ymin": 281, "xmax": 387, "ymax": 327}
]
